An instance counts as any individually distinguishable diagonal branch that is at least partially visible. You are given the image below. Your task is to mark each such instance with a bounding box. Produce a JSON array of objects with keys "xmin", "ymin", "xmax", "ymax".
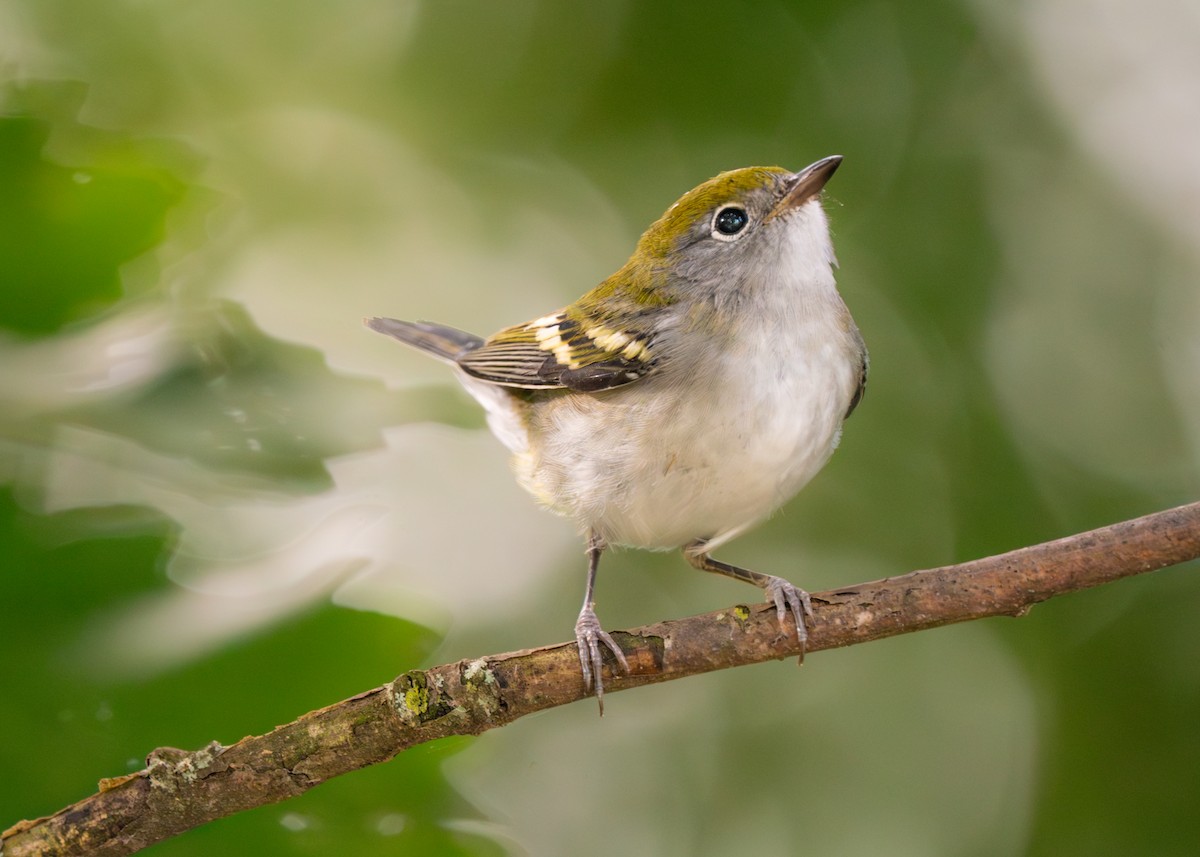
[{"xmin": 5, "ymin": 501, "xmax": 1200, "ymax": 856}]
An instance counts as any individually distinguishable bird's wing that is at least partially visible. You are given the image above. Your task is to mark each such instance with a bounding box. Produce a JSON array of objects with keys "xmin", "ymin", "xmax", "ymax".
[
  {"xmin": 844, "ymin": 339, "xmax": 869, "ymax": 419},
  {"xmin": 457, "ymin": 310, "xmax": 658, "ymax": 392}
]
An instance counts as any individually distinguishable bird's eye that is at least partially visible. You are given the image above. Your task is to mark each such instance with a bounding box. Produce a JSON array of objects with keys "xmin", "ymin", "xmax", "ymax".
[{"xmin": 713, "ymin": 206, "xmax": 749, "ymax": 239}]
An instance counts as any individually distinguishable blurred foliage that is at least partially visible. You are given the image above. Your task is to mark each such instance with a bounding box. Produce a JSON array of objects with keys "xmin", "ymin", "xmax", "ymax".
[
  {"xmin": 2, "ymin": 1, "xmax": 1199, "ymax": 856},
  {"xmin": 0, "ymin": 488, "xmax": 500, "ymax": 856},
  {"xmin": 0, "ymin": 112, "xmax": 182, "ymax": 334},
  {"xmin": 68, "ymin": 301, "xmax": 414, "ymax": 489}
]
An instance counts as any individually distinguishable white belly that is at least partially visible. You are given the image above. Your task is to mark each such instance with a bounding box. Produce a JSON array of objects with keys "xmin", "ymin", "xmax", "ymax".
[{"xmin": 514, "ymin": 318, "xmax": 860, "ymax": 551}]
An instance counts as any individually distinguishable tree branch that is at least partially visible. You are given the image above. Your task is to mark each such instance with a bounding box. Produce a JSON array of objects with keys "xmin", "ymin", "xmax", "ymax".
[{"xmin": 6, "ymin": 501, "xmax": 1200, "ymax": 856}]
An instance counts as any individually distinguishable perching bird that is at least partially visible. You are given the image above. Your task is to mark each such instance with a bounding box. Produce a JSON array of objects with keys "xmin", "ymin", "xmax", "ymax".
[{"xmin": 367, "ymin": 155, "xmax": 866, "ymax": 711}]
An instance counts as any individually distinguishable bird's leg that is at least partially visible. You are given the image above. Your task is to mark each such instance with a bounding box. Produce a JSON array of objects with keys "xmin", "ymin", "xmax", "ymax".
[
  {"xmin": 575, "ymin": 532, "xmax": 630, "ymax": 714},
  {"xmin": 682, "ymin": 539, "xmax": 814, "ymax": 659}
]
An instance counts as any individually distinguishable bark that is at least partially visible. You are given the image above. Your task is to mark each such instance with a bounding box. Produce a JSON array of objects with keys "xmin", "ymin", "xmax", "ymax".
[{"xmin": 5, "ymin": 501, "xmax": 1199, "ymax": 856}]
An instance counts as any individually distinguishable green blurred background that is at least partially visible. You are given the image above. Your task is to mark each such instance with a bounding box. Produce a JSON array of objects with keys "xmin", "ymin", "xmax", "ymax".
[{"xmin": 3, "ymin": 1, "xmax": 1199, "ymax": 855}]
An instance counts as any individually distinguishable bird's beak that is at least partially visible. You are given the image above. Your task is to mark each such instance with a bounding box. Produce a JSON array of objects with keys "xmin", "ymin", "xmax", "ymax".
[{"xmin": 770, "ymin": 155, "xmax": 843, "ymax": 217}]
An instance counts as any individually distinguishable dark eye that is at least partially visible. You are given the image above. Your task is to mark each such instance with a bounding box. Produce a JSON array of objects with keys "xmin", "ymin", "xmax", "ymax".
[{"xmin": 713, "ymin": 206, "xmax": 749, "ymax": 237}]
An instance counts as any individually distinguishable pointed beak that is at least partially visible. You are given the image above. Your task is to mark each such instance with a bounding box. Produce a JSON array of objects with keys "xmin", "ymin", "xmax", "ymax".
[{"xmin": 771, "ymin": 155, "xmax": 843, "ymax": 217}]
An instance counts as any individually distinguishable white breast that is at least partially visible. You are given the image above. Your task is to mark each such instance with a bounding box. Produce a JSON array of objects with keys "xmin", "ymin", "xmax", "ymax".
[{"xmin": 514, "ymin": 294, "xmax": 860, "ymax": 551}]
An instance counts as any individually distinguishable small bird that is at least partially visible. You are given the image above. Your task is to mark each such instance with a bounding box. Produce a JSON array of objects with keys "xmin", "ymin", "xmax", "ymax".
[{"xmin": 367, "ymin": 156, "xmax": 866, "ymax": 711}]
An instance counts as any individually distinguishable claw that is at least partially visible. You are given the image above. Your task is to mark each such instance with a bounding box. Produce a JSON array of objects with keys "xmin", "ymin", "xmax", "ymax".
[
  {"xmin": 575, "ymin": 606, "xmax": 629, "ymax": 714},
  {"xmin": 762, "ymin": 575, "xmax": 813, "ymax": 658}
]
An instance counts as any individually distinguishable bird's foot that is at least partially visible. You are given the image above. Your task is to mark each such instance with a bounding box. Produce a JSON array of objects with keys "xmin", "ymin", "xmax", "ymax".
[
  {"xmin": 761, "ymin": 575, "xmax": 814, "ymax": 657},
  {"xmin": 574, "ymin": 606, "xmax": 629, "ymax": 714}
]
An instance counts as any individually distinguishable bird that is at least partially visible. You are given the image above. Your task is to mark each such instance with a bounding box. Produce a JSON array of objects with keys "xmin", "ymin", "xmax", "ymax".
[{"xmin": 367, "ymin": 155, "xmax": 866, "ymax": 712}]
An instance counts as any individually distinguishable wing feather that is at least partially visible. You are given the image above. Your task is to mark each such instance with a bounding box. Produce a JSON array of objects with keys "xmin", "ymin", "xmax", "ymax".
[{"xmin": 456, "ymin": 311, "xmax": 658, "ymax": 392}]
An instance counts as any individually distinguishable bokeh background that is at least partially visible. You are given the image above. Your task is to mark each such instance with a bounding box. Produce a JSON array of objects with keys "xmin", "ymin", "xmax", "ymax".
[{"xmin": 3, "ymin": 1, "xmax": 1199, "ymax": 855}]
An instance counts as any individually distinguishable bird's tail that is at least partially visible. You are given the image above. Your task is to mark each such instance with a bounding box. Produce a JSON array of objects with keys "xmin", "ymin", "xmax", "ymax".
[
  {"xmin": 366, "ymin": 315, "xmax": 529, "ymax": 455},
  {"xmin": 364, "ymin": 317, "xmax": 485, "ymax": 364}
]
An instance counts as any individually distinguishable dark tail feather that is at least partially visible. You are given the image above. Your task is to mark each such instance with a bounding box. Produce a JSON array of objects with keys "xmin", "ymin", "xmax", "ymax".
[{"xmin": 364, "ymin": 317, "xmax": 485, "ymax": 363}]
